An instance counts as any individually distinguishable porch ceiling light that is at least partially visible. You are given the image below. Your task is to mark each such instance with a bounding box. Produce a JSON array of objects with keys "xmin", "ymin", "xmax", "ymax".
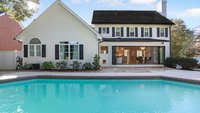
[{"xmin": 140, "ymin": 47, "xmax": 146, "ymax": 50}]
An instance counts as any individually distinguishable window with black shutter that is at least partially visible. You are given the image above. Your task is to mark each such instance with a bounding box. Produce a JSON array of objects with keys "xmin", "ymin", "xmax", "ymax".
[
  {"xmin": 165, "ymin": 28, "xmax": 168, "ymax": 37},
  {"xmin": 157, "ymin": 27, "xmax": 160, "ymax": 37},
  {"xmin": 55, "ymin": 45, "xmax": 59, "ymax": 60},
  {"xmin": 79, "ymin": 44, "xmax": 84, "ymax": 60},
  {"xmin": 98, "ymin": 27, "xmax": 101, "ymax": 34},
  {"xmin": 149, "ymin": 27, "xmax": 152, "ymax": 37},
  {"xmin": 121, "ymin": 27, "xmax": 124, "ymax": 37},
  {"xmin": 42, "ymin": 45, "xmax": 46, "ymax": 57},
  {"xmin": 127, "ymin": 27, "xmax": 129, "ymax": 37},
  {"xmin": 24, "ymin": 45, "xmax": 28, "ymax": 57},
  {"xmin": 107, "ymin": 27, "xmax": 109, "ymax": 34},
  {"xmin": 112, "ymin": 27, "xmax": 115, "ymax": 37},
  {"xmin": 135, "ymin": 27, "xmax": 138, "ymax": 37},
  {"xmin": 141, "ymin": 27, "xmax": 144, "ymax": 37}
]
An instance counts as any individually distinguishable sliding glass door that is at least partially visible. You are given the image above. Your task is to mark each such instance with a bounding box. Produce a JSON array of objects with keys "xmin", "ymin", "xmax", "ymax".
[{"xmin": 112, "ymin": 46, "xmax": 165, "ymax": 65}]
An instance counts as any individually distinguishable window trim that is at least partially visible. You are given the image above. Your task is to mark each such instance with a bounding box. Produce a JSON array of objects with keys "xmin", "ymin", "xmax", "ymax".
[
  {"xmin": 29, "ymin": 44, "xmax": 42, "ymax": 57},
  {"xmin": 160, "ymin": 28, "xmax": 165, "ymax": 37},
  {"xmin": 59, "ymin": 43, "xmax": 80, "ymax": 60},
  {"xmin": 129, "ymin": 27, "xmax": 135, "ymax": 37},
  {"xmin": 144, "ymin": 28, "xmax": 149, "ymax": 37},
  {"xmin": 116, "ymin": 27, "xmax": 121, "ymax": 37},
  {"xmin": 100, "ymin": 46, "xmax": 108, "ymax": 54}
]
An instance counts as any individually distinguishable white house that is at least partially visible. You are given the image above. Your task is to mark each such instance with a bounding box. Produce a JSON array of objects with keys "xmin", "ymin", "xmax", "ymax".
[
  {"xmin": 16, "ymin": 0, "xmax": 102, "ymax": 68},
  {"xmin": 92, "ymin": 0, "xmax": 174, "ymax": 66},
  {"xmin": 16, "ymin": 0, "xmax": 174, "ymax": 68}
]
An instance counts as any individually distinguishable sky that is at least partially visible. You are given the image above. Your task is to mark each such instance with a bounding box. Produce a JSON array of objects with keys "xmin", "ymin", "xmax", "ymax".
[{"xmin": 22, "ymin": 0, "xmax": 200, "ymax": 31}]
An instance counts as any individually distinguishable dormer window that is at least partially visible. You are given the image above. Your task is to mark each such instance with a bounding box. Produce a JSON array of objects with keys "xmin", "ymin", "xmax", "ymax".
[
  {"xmin": 116, "ymin": 27, "xmax": 121, "ymax": 37},
  {"xmin": 144, "ymin": 28, "xmax": 149, "ymax": 37},
  {"xmin": 129, "ymin": 28, "xmax": 135, "ymax": 37},
  {"xmin": 99, "ymin": 27, "xmax": 109, "ymax": 34},
  {"xmin": 160, "ymin": 28, "xmax": 165, "ymax": 37}
]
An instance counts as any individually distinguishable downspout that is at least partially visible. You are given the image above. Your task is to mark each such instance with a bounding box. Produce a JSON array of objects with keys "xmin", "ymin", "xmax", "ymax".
[{"xmin": 170, "ymin": 25, "xmax": 172, "ymax": 57}]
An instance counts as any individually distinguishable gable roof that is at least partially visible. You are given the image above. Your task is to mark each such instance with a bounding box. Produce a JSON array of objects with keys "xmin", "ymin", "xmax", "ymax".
[
  {"xmin": 16, "ymin": 0, "xmax": 102, "ymax": 40},
  {"xmin": 92, "ymin": 10, "xmax": 174, "ymax": 25}
]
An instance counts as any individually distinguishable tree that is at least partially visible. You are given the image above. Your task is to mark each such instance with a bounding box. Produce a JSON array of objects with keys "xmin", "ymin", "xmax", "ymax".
[
  {"xmin": 0, "ymin": 0, "xmax": 39, "ymax": 21},
  {"xmin": 171, "ymin": 19, "xmax": 194, "ymax": 57},
  {"xmin": 187, "ymin": 34, "xmax": 200, "ymax": 57}
]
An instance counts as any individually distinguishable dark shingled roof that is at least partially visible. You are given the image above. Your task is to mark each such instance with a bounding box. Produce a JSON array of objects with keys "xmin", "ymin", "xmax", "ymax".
[{"xmin": 92, "ymin": 10, "xmax": 174, "ymax": 25}]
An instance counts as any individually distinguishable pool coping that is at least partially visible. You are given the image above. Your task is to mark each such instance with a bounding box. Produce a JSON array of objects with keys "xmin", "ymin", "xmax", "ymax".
[{"xmin": 1, "ymin": 74, "xmax": 200, "ymax": 85}]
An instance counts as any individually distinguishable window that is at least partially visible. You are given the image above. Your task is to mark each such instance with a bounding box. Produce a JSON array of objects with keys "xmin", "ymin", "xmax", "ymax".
[
  {"xmin": 70, "ymin": 45, "xmax": 79, "ymax": 60},
  {"xmin": 99, "ymin": 27, "xmax": 109, "ymax": 34},
  {"xmin": 60, "ymin": 45, "xmax": 69, "ymax": 60},
  {"xmin": 102, "ymin": 27, "xmax": 106, "ymax": 34},
  {"xmin": 116, "ymin": 27, "xmax": 121, "ymax": 37},
  {"xmin": 144, "ymin": 28, "xmax": 149, "ymax": 37},
  {"xmin": 30, "ymin": 45, "xmax": 34, "ymax": 57},
  {"xmin": 29, "ymin": 38, "xmax": 41, "ymax": 57},
  {"xmin": 103, "ymin": 60, "xmax": 106, "ymax": 64},
  {"xmin": 59, "ymin": 43, "xmax": 79, "ymax": 60},
  {"xmin": 160, "ymin": 28, "xmax": 165, "ymax": 37},
  {"xmin": 101, "ymin": 46, "xmax": 108, "ymax": 54},
  {"xmin": 130, "ymin": 28, "xmax": 135, "ymax": 37}
]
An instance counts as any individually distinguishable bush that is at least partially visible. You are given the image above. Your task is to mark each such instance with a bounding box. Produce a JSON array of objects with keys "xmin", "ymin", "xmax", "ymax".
[
  {"xmin": 23, "ymin": 64, "xmax": 33, "ymax": 70},
  {"xmin": 70, "ymin": 61, "xmax": 81, "ymax": 70},
  {"xmin": 82, "ymin": 62, "xmax": 93, "ymax": 70},
  {"xmin": 16, "ymin": 56, "xmax": 23, "ymax": 70},
  {"xmin": 164, "ymin": 57, "xmax": 181, "ymax": 68},
  {"xmin": 92, "ymin": 54, "xmax": 100, "ymax": 70},
  {"xmin": 179, "ymin": 58, "xmax": 198, "ymax": 70},
  {"xmin": 42, "ymin": 61, "xmax": 54, "ymax": 70},
  {"xmin": 56, "ymin": 61, "xmax": 67, "ymax": 70},
  {"xmin": 164, "ymin": 57, "xmax": 198, "ymax": 70}
]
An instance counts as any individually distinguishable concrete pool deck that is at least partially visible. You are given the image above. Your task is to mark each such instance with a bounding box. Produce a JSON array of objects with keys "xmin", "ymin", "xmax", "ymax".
[{"xmin": 0, "ymin": 67, "xmax": 200, "ymax": 84}]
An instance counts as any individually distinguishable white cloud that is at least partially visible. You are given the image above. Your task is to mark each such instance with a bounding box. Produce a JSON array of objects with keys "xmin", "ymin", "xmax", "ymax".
[
  {"xmin": 185, "ymin": 8, "xmax": 200, "ymax": 17},
  {"xmin": 97, "ymin": 0, "xmax": 124, "ymax": 6},
  {"xmin": 179, "ymin": 8, "xmax": 200, "ymax": 17},
  {"xmin": 129, "ymin": 0, "xmax": 156, "ymax": 5}
]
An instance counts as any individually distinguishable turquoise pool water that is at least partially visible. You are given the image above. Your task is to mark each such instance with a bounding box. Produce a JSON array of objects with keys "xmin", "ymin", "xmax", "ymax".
[{"xmin": 0, "ymin": 79, "xmax": 200, "ymax": 113}]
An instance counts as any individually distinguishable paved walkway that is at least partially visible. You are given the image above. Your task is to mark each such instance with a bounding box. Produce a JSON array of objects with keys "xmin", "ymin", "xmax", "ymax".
[{"xmin": 0, "ymin": 68, "xmax": 200, "ymax": 84}]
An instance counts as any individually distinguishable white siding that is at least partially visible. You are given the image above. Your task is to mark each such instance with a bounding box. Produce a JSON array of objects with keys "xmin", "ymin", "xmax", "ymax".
[
  {"xmin": 94, "ymin": 24, "xmax": 170, "ymax": 40},
  {"xmin": 20, "ymin": 2, "xmax": 98, "ymax": 65}
]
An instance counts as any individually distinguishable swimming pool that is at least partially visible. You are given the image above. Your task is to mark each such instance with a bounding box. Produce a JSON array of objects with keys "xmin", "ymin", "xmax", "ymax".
[{"xmin": 0, "ymin": 79, "xmax": 200, "ymax": 113}]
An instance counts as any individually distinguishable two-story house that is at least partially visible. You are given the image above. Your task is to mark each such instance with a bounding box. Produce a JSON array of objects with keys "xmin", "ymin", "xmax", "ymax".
[
  {"xmin": 16, "ymin": 0, "xmax": 174, "ymax": 67},
  {"xmin": 92, "ymin": 0, "xmax": 174, "ymax": 66}
]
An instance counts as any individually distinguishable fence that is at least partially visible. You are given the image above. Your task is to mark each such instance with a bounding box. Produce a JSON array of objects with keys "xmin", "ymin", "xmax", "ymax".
[{"xmin": 0, "ymin": 51, "xmax": 22, "ymax": 70}]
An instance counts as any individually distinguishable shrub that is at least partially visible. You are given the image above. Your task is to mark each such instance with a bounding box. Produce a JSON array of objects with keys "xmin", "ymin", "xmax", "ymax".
[
  {"xmin": 92, "ymin": 54, "xmax": 100, "ymax": 70},
  {"xmin": 56, "ymin": 61, "xmax": 67, "ymax": 70},
  {"xmin": 16, "ymin": 56, "xmax": 23, "ymax": 70},
  {"xmin": 164, "ymin": 57, "xmax": 181, "ymax": 68},
  {"xmin": 23, "ymin": 64, "xmax": 33, "ymax": 70},
  {"xmin": 164, "ymin": 57, "xmax": 198, "ymax": 70},
  {"xmin": 179, "ymin": 58, "xmax": 198, "ymax": 70},
  {"xmin": 70, "ymin": 61, "xmax": 81, "ymax": 70},
  {"xmin": 82, "ymin": 62, "xmax": 93, "ymax": 70},
  {"xmin": 42, "ymin": 61, "xmax": 54, "ymax": 70}
]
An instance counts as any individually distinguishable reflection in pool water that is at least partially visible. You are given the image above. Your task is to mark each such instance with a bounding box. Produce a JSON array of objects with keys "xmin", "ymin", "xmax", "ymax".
[{"xmin": 0, "ymin": 79, "xmax": 200, "ymax": 113}]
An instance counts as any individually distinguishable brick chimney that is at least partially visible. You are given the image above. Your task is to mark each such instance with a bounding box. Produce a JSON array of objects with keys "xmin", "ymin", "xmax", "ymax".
[{"xmin": 156, "ymin": 0, "xmax": 167, "ymax": 17}]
